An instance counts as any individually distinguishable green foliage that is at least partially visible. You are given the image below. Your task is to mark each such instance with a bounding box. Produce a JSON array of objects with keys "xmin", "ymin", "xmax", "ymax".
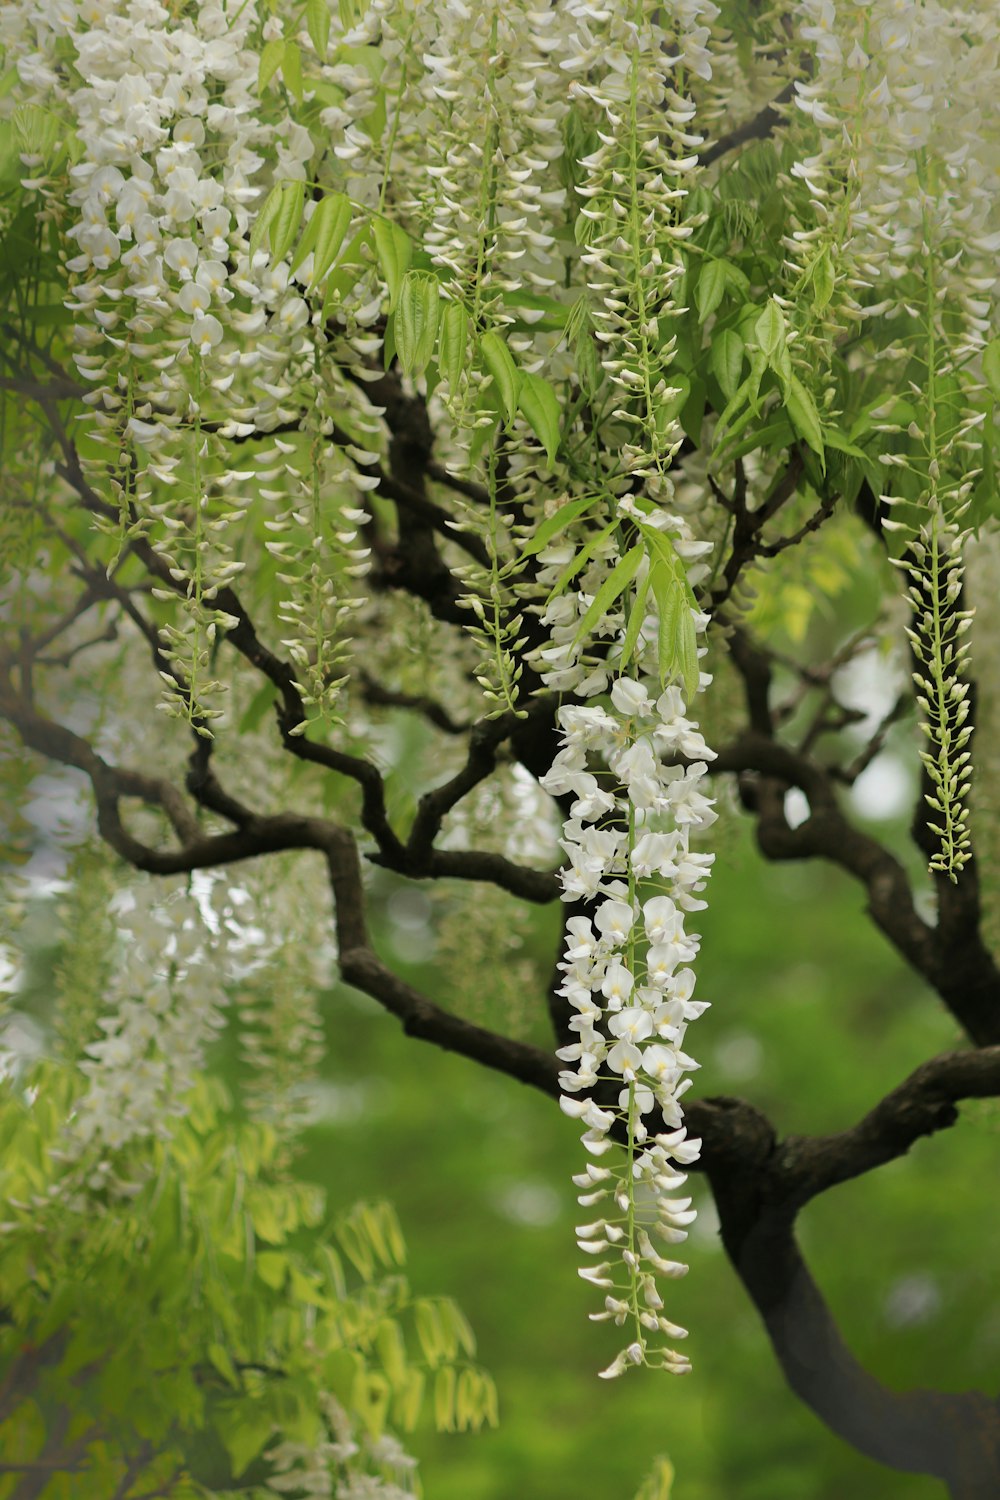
[{"xmin": 0, "ymin": 1067, "xmax": 495, "ymax": 1497}]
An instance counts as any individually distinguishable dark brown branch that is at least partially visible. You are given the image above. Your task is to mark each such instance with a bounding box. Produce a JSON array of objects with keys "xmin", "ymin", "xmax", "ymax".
[
  {"xmin": 698, "ymin": 80, "xmax": 797, "ymax": 168},
  {"xmin": 778, "ymin": 1045, "xmax": 1000, "ymax": 1204},
  {"xmin": 356, "ymin": 669, "xmax": 469, "ymax": 734},
  {"xmin": 321, "ymin": 822, "xmax": 561, "ymax": 1094}
]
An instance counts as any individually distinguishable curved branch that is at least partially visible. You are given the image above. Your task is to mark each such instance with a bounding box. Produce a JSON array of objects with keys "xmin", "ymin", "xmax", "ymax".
[
  {"xmin": 779, "ymin": 1045, "xmax": 1000, "ymax": 1204},
  {"xmin": 714, "ymin": 1195, "xmax": 1000, "ymax": 1497}
]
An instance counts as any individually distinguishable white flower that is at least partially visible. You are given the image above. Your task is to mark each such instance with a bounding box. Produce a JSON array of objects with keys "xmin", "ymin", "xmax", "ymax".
[
  {"xmin": 593, "ymin": 899, "xmax": 634, "ymax": 947},
  {"xmin": 610, "ymin": 677, "xmax": 651, "ymax": 716}
]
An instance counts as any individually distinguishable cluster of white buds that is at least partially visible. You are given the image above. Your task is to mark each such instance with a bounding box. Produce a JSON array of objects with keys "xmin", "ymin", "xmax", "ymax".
[{"xmin": 541, "ymin": 672, "xmax": 715, "ymax": 1377}]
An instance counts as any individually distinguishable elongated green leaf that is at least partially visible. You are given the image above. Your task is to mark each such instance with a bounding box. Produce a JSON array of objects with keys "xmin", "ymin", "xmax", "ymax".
[
  {"xmin": 293, "ymin": 192, "xmax": 352, "ymax": 284},
  {"xmin": 518, "ymin": 372, "xmax": 561, "ymax": 466},
  {"xmin": 637, "ymin": 523, "xmax": 695, "ymax": 607},
  {"xmin": 394, "ymin": 270, "xmax": 441, "ymax": 378},
  {"xmin": 248, "ymin": 182, "xmax": 284, "ymax": 262},
  {"xmin": 755, "ymin": 299, "xmax": 785, "ymax": 359},
  {"xmin": 649, "ymin": 562, "xmax": 698, "ymax": 699},
  {"xmin": 620, "ymin": 568, "xmax": 652, "ymax": 670},
  {"xmin": 521, "ymin": 494, "xmax": 596, "ymax": 558},
  {"xmin": 649, "ymin": 560, "xmax": 682, "ymax": 687},
  {"xmin": 480, "ymin": 331, "xmax": 521, "ymax": 425},
  {"xmin": 572, "ymin": 543, "xmax": 644, "ymax": 647},
  {"xmin": 372, "ymin": 217, "xmax": 412, "ymax": 312},
  {"xmin": 710, "ymin": 328, "xmax": 744, "ymax": 402},
  {"xmin": 696, "ymin": 259, "xmax": 729, "ymax": 323},
  {"xmin": 321, "ymin": 224, "xmax": 369, "ymax": 314},
  {"xmin": 258, "ymin": 37, "xmax": 285, "ymax": 92},
  {"xmin": 719, "ymin": 413, "xmax": 795, "ymax": 463},
  {"xmin": 811, "ymin": 249, "xmax": 835, "ymax": 313},
  {"xmin": 282, "ymin": 41, "xmax": 303, "ymax": 102},
  {"xmin": 438, "ymin": 301, "xmax": 468, "ymax": 392},
  {"xmin": 306, "ymin": 0, "xmax": 331, "ymax": 56},
  {"xmin": 983, "ymin": 337, "xmax": 1000, "ymax": 400},
  {"xmin": 544, "ymin": 518, "xmax": 617, "ymax": 603},
  {"xmin": 269, "ymin": 179, "xmax": 306, "ymax": 265},
  {"xmin": 785, "ymin": 373, "xmax": 825, "ymax": 469},
  {"xmin": 821, "ymin": 427, "xmax": 867, "ymax": 459}
]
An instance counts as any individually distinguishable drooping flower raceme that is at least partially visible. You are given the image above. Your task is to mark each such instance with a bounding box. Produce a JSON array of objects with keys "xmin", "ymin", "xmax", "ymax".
[{"xmin": 542, "ymin": 671, "xmax": 716, "ymax": 1378}]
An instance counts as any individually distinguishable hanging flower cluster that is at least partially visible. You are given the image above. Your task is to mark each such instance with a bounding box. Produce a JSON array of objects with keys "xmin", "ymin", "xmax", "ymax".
[
  {"xmin": 5, "ymin": 0, "xmax": 378, "ymax": 731},
  {"xmin": 788, "ymin": 0, "xmax": 1000, "ymax": 875},
  {"xmin": 567, "ymin": 0, "xmax": 717, "ymax": 485},
  {"xmin": 542, "ymin": 666, "xmax": 715, "ymax": 1378}
]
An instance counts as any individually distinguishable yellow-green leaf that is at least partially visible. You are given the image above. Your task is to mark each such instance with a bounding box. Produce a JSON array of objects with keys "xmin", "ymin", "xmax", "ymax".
[
  {"xmin": 248, "ymin": 181, "xmax": 284, "ymax": 262},
  {"xmin": 696, "ymin": 259, "xmax": 729, "ymax": 323},
  {"xmin": 434, "ymin": 1366, "xmax": 456, "ymax": 1432},
  {"xmin": 258, "ymin": 37, "xmax": 285, "ymax": 92},
  {"xmin": 290, "ymin": 192, "xmax": 352, "ymax": 284},
  {"xmin": 811, "ymin": 249, "xmax": 835, "ymax": 313},
  {"xmin": 372, "ymin": 217, "xmax": 412, "ymax": 312},
  {"xmin": 438, "ymin": 300, "xmax": 468, "ymax": 392},
  {"xmin": 517, "ymin": 372, "xmax": 561, "ymax": 466},
  {"xmin": 710, "ymin": 328, "xmax": 744, "ymax": 402},
  {"xmin": 480, "ymin": 331, "xmax": 521, "ymax": 425},
  {"xmin": 281, "ymin": 41, "xmax": 303, "ymax": 102},
  {"xmin": 269, "ymin": 179, "xmax": 306, "ymax": 265},
  {"xmin": 983, "ymin": 337, "xmax": 1000, "ymax": 400},
  {"xmin": 521, "ymin": 494, "xmax": 595, "ymax": 558},
  {"xmin": 306, "ymin": 0, "xmax": 331, "ymax": 56},
  {"xmin": 755, "ymin": 298, "xmax": 785, "ymax": 359},
  {"xmin": 208, "ymin": 1342, "xmax": 239, "ymax": 1389},
  {"xmin": 620, "ymin": 568, "xmax": 652, "ymax": 670},
  {"xmin": 572, "ymin": 542, "xmax": 644, "ymax": 647},
  {"xmin": 395, "ymin": 270, "xmax": 441, "ymax": 378},
  {"xmin": 785, "ymin": 373, "xmax": 826, "ymax": 469}
]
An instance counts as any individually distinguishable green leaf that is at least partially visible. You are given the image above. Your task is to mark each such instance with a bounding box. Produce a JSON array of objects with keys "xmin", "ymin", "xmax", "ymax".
[
  {"xmin": 517, "ymin": 373, "xmax": 561, "ymax": 466},
  {"xmin": 434, "ymin": 1366, "xmax": 456, "ymax": 1433},
  {"xmin": 258, "ymin": 37, "xmax": 285, "ymax": 92},
  {"xmin": 208, "ymin": 1342, "xmax": 239, "ymax": 1389},
  {"xmin": 375, "ymin": 1320, "xmax": 407, "ymax": 1385},
  {"xmin": 521, "ymin": 494, "xmax": 596, "ymax": 558},
  {"xmin": 372, "ymin": 217, "xmax": 412, "ymax": 313},
  {"xmin": 281, "ymin": 41, "xmax": 303, "ymax": 102},
  {"xmin": 821, "ymin": 427, "xmax": 867, "ymax": 459},
  {"xmin": 438, "ymin": 301, "xmax": 468, "ymax": 392},
  {"xmin": 755, "ymin": 299, "xmax": 786, "ymax": 360},
  {"xmin": 306, "ymin": 0, "xmax": 331, "ymax": 56},
  {"xmin": 983, "ymin": 338, "xmax": 1000, "ymax": 401},
  {"xmin": 572, "ymin": 543, "xmax": 644, "ymax": 647},
  {"xmin": 321, "ymin": 224, "xmax": 370, "ymax": 316},
  {"xmin": 218, "ymin": 1407, "xmax": 273, "ymax": 1479},
  {"xmin": 255, "ymin": 1251, "xmax": 288, "ymax": 1290},
  {"xmin": 480, "ymin": 331, "xmax": 521, "ymax": 425},
  {"xmin": 248, "ymin": 182, "xmax": 284, "ymax": 262},
  {"xmin": 785, "ymin": 373, "xmax": 825, "ymax": 469},
  {"xmin": 394, "ymin": 271, "xmax": 441, "ymax": 379},
  {"xmin": 620, "ymin": 568, "xmax": 653, "ymax": 670},
  {"xmin": 637, "ymin": 523, "xmax": 695, "ymax": 605},
  {"xmin": 302, "ymin": 193, "xmax": 352, "ymax": 285},
  {"xmin": 696, "ymin": 259, "xmax": 729, "ymax": 323},
  {"xmin": 811, "ymin": 249, "xmax": 835, "ymax": 313},
  {"xmin": 544, "ymin": 518, "xmax": 617, "ymax": 603},
  {"xmin": 269, "ymin": 180, "xmax": 306, "ymax": 265},
  {"xmin": 649, "ymin": 563, "xmax": 698, "ymax": 699},
  {"xmin": 710, "ymin": 328, "xmax": 744, "ymax": 402}
]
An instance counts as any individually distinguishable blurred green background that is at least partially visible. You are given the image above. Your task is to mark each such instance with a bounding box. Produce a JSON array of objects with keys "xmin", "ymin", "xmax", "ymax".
[{"xmin": 281, "ymin": 806, "xmax": 999, "ymax": 1500}]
